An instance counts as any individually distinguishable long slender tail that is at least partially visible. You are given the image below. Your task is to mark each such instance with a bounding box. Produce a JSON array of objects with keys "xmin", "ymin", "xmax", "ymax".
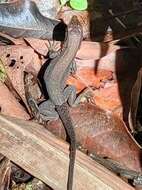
[{"xmin": 55, "ymin": 102, "xmax": 76, "ymax": 190}]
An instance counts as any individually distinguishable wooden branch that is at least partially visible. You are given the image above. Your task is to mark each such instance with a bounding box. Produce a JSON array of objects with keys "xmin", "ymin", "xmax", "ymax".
[{"xmin": 0, "ymin": 114, "xmax": 134, "ymax": 190}]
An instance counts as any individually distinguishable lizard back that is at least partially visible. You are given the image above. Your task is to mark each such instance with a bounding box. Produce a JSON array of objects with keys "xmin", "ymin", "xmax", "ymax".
[{"xmin": 44, "ymin": 16, "xmax": 83, "ymax": 106}]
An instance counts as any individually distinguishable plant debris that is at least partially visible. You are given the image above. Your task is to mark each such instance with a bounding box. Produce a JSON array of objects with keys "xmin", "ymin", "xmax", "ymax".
[{"xmin": 0, "ymin": 0, "xmax": 142, "ymax": 189}]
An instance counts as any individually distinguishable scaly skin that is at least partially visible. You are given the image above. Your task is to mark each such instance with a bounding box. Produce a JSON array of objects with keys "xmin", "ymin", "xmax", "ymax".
[
  {"xmin": 25, "ymin": 16, "xmax": 83, "ymax": 190},
  {"xmin": 44, "ymin": 15, "xmax": 83, "ymax": 106},
  {"xmin": 43, "ymin": 16, "xmax": 83, "ymax": 190}
]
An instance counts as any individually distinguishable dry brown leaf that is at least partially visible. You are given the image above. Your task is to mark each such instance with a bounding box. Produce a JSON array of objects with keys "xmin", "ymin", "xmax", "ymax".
[
  {"xmin": 67, "ymin": 68, "xmax": 112, "ymax": 92},
  {"xmin": 0, "ymin": 81, "xmax": 29, "ymax": 120},
  {"xmin": 75, "ymin": 49, "xmax": 124, "ymax": 72},
  {"xmin": 24, "ymin": 39, "xmax": 122, "ymax": 62},
  {"xmin": 47, "ymin": 103, "xmax": 142, "ymax": 172},
  {"xmin": 32, "ymin": 0, "xmax": 60, "ymax": 18},
  {"xmin": 70, "ymin": 48, "xmax": 142, "ymax": 122},
  {"xmin": 76, "ymin": 41, "xmax": 124, "ymax": 60},
  {"xmin": 92, "ymin": 83, "xmax": 122, "ymax": 113},
  {"xmin": 0, "ymin": 32, "xmax": 26, "ymax": 45},
  {"xmin": 24, "ymin": 38, "xmax": 50, "ymax": 56},
  {"xmin": 0, "ymin": 45, "xmax": 41, "ymax": 104},
  {"xmin": 0, "ymin": 0, "xmax": 63, "ymax": 40}
]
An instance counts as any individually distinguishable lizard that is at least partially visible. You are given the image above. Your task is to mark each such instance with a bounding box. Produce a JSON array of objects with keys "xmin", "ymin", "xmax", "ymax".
[{"xmin": 24, "ymin": 15, "xmax": 83, "ymax": 190}]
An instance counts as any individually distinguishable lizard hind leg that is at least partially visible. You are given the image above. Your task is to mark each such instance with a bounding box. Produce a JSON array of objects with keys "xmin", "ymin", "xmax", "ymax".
[
  {"xmin": 38, "ymin": 100, "xmax": 59, "ymax": 121},
  {"xmin": 63, "ymin": 85, "xmax": 77, "ymax": 107}
]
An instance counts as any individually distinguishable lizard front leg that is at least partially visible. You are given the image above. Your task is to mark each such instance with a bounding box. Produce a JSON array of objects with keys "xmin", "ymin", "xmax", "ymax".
[{"xmin": 26, "ymin": 96, "xmax": 59, "ymax": 122}]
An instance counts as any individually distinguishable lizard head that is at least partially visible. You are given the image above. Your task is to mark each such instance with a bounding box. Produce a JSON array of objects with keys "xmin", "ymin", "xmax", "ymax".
[{"xmin": 68, "ymin": 15, "xmax": 83, "ymax": 37}]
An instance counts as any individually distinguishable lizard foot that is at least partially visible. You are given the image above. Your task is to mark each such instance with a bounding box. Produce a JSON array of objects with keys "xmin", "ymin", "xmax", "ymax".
[
  {"xmin": 63, "ymin": 86, "xmax": 94, "ymax": 107},
  {"xmin": 73, "ymin": 88, "xmax": 94, "ymax": 107}
]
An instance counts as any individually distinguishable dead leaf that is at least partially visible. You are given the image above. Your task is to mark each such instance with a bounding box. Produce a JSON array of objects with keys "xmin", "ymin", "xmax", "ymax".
[
  {"xmin": 0, "ymin": 32, "xmax": 26, "ymax": 45},
  {"xmin": 46, "ymin": 103, "xmax": 142, "ymax": 172},
  {"xmin": 24, "ymin": 38, "xmax": 50, "ymax": 56},
  {"xmin": 0, "ymin": 0, "xmax": 65, "ymax": 40},
  {"xmin": 75, "ymin": 49, "xmax": 125, "ymax": 72},
  {"xmin": 92, "ymin": 83, "xmax": 122, "ymax": 113},
  {"xmin": 0, "ymin": 81, "xmax": 29, "ymax": 120},
  {"xmin": 74, "ymin": 48, "xmax": 142, "ymax": 123},
  {"xmin": 76, "ymin": 41, "xmax": 124, "ymax": 60},
  {"xmin": 32, "ymin": 0, "xmax": 60, "ymax": 18},
  {"xmin": 0, "ymin": 45, "xmax": 41, "ymax": 104},
  {"xmin": 67, "ymin": 68, "xmax": 112, "ymax": 92}
]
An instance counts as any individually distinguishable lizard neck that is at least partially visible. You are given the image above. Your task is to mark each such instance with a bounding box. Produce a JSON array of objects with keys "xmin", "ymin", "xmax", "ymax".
[{"xmin": 52, "ymin": 28, "xmax": 82, "ymax": 75}]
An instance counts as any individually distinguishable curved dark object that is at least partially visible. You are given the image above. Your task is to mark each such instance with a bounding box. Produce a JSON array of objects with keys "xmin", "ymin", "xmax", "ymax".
[
  {"xmin": 0, "ymin": 35, "xmax": 14, "ymax": 45},
  {"xmin": 0, "ymin": 0, "xmax": 66, "ymax": 40},
  {"xmin": 11, "ymin": 164, "xmax": 32, "ymax": 183}
]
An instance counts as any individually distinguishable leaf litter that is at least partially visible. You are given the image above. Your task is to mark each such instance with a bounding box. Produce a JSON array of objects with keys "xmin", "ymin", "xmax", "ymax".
[{"xmin": 0, "ymin": 0, "xmax": 142, "ymax": 189}]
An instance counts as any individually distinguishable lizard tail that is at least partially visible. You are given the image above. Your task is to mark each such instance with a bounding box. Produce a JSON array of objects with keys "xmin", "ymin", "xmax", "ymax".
[{"xmin": 55, "ymin": 102, "xmax": 76, "ymax": 190}]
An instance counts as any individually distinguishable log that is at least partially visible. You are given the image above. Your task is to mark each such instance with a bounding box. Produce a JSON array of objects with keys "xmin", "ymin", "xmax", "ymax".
[{"xmin": 0, "ymin": 114, "xmax": 134, "ymax": 190}]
